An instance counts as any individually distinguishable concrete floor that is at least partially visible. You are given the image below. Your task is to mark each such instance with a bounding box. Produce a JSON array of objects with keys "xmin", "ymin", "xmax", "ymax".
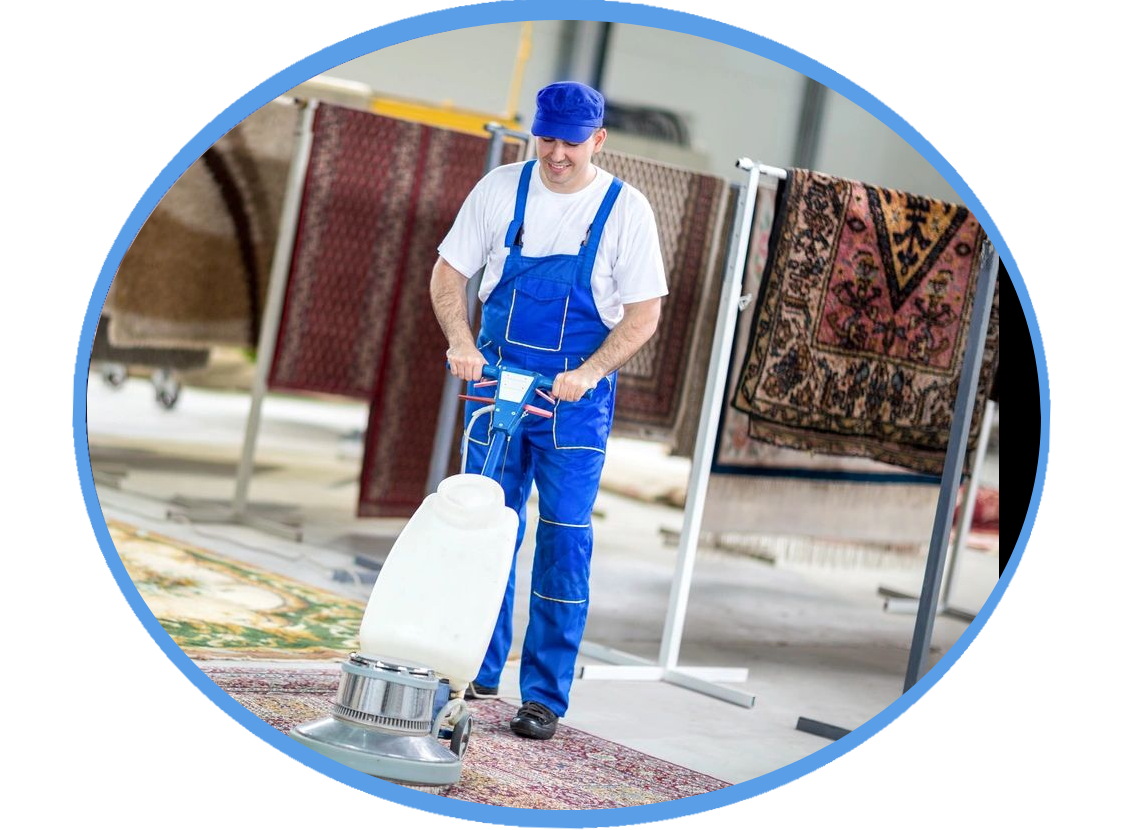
[{"xmin": 85, "ymin": 371, "xmax": 999, "ymax": 787}]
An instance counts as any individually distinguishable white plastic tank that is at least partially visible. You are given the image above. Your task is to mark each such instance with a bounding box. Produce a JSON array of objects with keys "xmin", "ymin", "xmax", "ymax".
[{"xmin": 357, "ymin": 473, "xmax": 518, "ymax": 691}]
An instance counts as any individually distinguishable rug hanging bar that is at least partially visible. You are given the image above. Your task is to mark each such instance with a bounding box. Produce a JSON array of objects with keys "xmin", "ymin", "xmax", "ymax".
[
  {"xmin": 233, "ymin": 100, "xmax": 318, "ymax": 516},
  {"xmin": 578, "ymin": 157, "xmax": 765, "ymax": 711},
  {"xmin": 168, "ymin": 98, "xmax": 319, "ymax": 540},
  {"xmin": 880, "ymin": 396, "xmax": 997, "ymax": 622},
  {"xmin": 789, "ymin": 190, "xmax": 999, "ymax": 740},
  {"xmin": 427, "ymin": 124, "xmax": 532, "ymax": 495},
  {"xmin": 658, "ymin": 157, "xmax": 760, "ymax": 673},
  {"xmin": 904, "ymin": 242, "xmax": 999, "ymax": 691},
  {"xmin": 940, "ymin": 399, "xmax": 997, "ymax": 607},
  {"xmin": 758, "ymin": 164, "xmax": 787, "ymax": 181}
]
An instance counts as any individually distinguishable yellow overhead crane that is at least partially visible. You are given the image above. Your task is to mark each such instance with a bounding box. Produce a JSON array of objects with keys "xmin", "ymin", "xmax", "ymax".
[{"xmin": 287, "ymin": 21, "xmax": 533, "ymax": 136}]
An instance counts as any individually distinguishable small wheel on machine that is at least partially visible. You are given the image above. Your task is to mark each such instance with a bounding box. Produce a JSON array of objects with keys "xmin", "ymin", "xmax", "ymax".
[{"xmin": 450, "ymin": 713, "xmax": 472, "ymax": 759}]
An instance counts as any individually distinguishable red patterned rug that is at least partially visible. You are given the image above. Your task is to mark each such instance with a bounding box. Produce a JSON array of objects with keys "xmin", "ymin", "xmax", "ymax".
[
  {"xmin": 199, "ymin": 662, "xmax": 730, "ymax": 809},
  {"xmin": 356, "ymin": 122, "xmax": 519, "ymax": 515},
  {"xmin": 700, "ymin": 180, "xmax": 953, "ymax": 546},
  {"xmin": 731, "ymin": 169, "xmax": 999, "ymax": 476},
  {"xmin": 264, "ymin": 104, "xmax": 523, "ymax": 517},
  {"xmin": 269, "ymin": 105, "xmax": 520, "ymax": 402}
]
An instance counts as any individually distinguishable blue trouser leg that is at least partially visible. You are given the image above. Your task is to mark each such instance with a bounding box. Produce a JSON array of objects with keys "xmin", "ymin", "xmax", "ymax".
[
  {"xmin": 518, "ymin": 419, "xmax": 608, "ymax": 717},
  {"xmin": 516, "ymin": 373, "xmax": 615, "ymax": 715},
  {"xmin": 462, "ymin": 366, "xmax": 615, "ymax": 710}
]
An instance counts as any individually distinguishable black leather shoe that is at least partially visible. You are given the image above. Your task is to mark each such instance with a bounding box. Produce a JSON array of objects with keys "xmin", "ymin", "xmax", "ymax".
[
  {"xmin": 510, "ymin": 701, "xmax": 559, "ymax": 739},
  {"xmin": 465, "ymin": 682, "xmax": 498, "ymax": 699}
]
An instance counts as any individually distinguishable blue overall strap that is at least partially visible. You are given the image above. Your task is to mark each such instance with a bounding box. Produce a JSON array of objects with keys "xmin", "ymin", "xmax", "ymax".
[
  {"xmin": 580, "ymin": 177, "xmax": 624, "ymax": 269},
  {"xmin": 506, "ymin": 159, "xmax": 537, "ymax": 249}
]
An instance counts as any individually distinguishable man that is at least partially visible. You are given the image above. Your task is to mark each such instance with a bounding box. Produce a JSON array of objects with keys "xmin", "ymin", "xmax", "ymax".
[{"xmin": 430, "ymin": 81, "xmax": 666, "ymax": 739}]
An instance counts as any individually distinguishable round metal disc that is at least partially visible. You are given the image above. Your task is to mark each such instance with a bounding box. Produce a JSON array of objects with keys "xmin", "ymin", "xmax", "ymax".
[{"xmin": 289, "ymin": 716, "xmax": 462, "ymax": 785}]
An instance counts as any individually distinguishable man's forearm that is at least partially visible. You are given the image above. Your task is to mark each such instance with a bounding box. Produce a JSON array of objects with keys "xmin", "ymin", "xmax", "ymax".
[
  {"xmin": 584, "ymin": 302, "xmax": 660, "ymax": 377},
  {"xmin": 430, "ymin": 257, "xmax": 476, "ymax": 350},
  {"xmin": 552, "ymin": 298, "xmax": 662, "ymax": 400},
  {"xmin": 432, "ymin": 257, "xmax": 488, "ymax": 380}
]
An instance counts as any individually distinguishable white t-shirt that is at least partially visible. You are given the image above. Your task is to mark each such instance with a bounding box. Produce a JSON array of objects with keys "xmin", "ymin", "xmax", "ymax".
[{"xmin": 437, "ymin": 160, "xmax": 668, "ymax": 329}]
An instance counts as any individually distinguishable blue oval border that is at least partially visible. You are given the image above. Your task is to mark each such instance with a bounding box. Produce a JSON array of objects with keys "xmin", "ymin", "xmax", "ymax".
[{"xmin": 77, "ymin": 3, "xmax": 1049, "ymax": 827}]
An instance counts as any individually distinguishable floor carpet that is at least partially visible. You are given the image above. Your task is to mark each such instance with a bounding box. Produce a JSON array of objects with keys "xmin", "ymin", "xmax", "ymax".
[{"xmin": 199, "ymin": 662, "xmax": 731, "ymax": 809}]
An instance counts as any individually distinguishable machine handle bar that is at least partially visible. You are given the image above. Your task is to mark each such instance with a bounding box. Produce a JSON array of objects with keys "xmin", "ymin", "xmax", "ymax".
[{"xmin": 479, "ymin": 364, "xmax": 594, "ymax": 400}]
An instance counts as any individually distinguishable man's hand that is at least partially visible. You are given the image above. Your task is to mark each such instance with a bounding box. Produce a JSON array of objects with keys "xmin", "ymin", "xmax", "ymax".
[
  {"xmin": 552, "ymin": 364, "xmax": 602, "ymax": 402},
  {"xmin": 447, "ymin": 342, "xmax": 487, "ymax": 382},
  {"xmin": 549, "ymin": 298, "xmax": 662, "ymax": 402}
]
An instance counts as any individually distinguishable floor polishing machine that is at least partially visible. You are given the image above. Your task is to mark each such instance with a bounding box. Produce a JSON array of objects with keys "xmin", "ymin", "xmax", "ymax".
[{"xmin": 289, "ymin": 363, "xmax": 568, "ymax": 789}]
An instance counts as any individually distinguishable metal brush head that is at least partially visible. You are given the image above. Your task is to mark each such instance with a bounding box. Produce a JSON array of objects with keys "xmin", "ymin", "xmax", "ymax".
[{"xmin": 289, "ymin": 655, "xmax": 464, "ymax": 786}]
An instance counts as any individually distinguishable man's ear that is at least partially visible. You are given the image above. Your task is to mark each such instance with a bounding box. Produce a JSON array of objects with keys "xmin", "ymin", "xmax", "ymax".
[{"xmin": 592, "ymin": 127, "xmax": 608, "ymax": 154}]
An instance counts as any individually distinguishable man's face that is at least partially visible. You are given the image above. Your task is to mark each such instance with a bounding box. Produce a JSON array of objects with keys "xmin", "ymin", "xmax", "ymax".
[{"xmin": 535, "ymin": 128, "xmax": 607, "ymax": 194}]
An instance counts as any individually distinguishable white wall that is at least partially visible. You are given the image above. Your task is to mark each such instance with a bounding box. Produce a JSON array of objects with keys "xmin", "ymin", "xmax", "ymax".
[
  {"xmin": 325, "ymin": 21, "xmax": 958, "ymax": 199},
  {"xmin": 600, "ymin": 23, "xmax": 807, "ymax": 182},
  {"xmin": 814, "ymin": 91, "xmax": 962, "ymax": 203}
]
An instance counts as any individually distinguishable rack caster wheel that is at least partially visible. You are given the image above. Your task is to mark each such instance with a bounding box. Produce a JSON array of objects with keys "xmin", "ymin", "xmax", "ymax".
[
  {"xmin": 101, "ymin": 363, "xmax": 128, "ymax": 388},
  {"xmin": 153, "ymin": 369, "xmax": 181, "ymax": 410}
]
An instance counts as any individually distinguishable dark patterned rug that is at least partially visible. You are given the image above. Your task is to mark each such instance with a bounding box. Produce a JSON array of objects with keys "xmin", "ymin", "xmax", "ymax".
[
  {"xmin": 271, "ymin": 104, "xmax": 493, "ymax": 402},
  {"xmin": 731, "ymin": 169, "xmax": 999, "ymax": 476},
  {"xmin": 263, "ymin": 104, "xmax": 522, "ymax": 517},
  {"xmin": 713, "ymin": 180, "xmax": 929, "ymax": 478},
  {"xmin": 198, "ymin": 662, "xmax": 731, "ymax": 809},
  {"xmin": 699, "ymin": 181, "xmax": 935, "ymax": 544},
  {"xmin": 269, "ymin": 105, "xmax": 520, "ymax": 403},
  {"xmin": 91, "ymin": 314, "xmax": 211, "ymax": 371},
  {"xmin": 599, "ymin": 152, "xmax": 730, "ymax": 444}
]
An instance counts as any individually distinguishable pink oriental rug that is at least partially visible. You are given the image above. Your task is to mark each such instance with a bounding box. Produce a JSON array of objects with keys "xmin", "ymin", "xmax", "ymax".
[
  {"xmin": 732, "ymin": 169, "xmax": 1000, "ymax": 476},
  {"xmin": 199, "ymin": 662, "xmax": 730, "ymax": 809}
]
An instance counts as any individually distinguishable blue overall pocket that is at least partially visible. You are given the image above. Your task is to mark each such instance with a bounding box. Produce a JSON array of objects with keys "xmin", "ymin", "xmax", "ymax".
[
  {"xmin": 505, "ymin": 276, "xmax": 571, "ymax": 352},
  {"xmin": 552, "ymin": 373, "xmax": 616, "ymax": 452}
]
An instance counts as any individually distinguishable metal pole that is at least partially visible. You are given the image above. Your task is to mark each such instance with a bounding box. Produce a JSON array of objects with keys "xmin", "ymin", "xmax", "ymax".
[
  {"xmin": 882, "ymin": 395, "xmax": 996, "ymax": 622},
  {"xmin": 578, "ymin": 158, "xmax": 773, "ymax": 708},
  {"xmin": 940, "ymin": 399, "xmax": 997, "ymax": 608},
  {"xmin": 905, "ymin": 243, "xmax": 999, "ymax": 691},
  {"xmin": 657, "ymin": 158, "xmax": 760, "ymax": 671},
  {"xmin": 426, "ymin": 124, "xmax": 527, "ymax": 495},
  {"xmin": 232, "ymin": 100, "xmax": 318, "ymax": 515},
  {"xmin": 168, "ymin": 98, "xmax": 318, "ymax": 540}
]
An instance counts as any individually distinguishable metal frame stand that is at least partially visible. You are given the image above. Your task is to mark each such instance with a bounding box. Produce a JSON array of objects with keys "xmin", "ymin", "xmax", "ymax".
[
  {"xmin": 576, "ymin": 158, "xmax": 767, "ymax": 709},
  {"xmin": 902, "ymin": 244, "xmax": 999, "ymax": 690},
  {"xmin": 880, "ymin": 398, "xmax": 998, "ymax": 623},
  {"xmin": 167, "ymin": 98, "xmax": 319, "ymax": 541},
  {"xmin": 798, "ymin": 242, "xmax": 999, "ymax": 739}
]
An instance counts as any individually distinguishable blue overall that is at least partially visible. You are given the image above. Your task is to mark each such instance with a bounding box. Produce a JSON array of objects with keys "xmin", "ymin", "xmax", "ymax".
[{"xmin": 463, "ymin": 159, "xmax": 623, "ymax": 716}]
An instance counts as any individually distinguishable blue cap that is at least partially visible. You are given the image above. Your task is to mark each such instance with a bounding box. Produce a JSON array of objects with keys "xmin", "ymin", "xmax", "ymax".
[{"xmin": 531, "ymin": 82, "xmax": 605, "ymax": 143}]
